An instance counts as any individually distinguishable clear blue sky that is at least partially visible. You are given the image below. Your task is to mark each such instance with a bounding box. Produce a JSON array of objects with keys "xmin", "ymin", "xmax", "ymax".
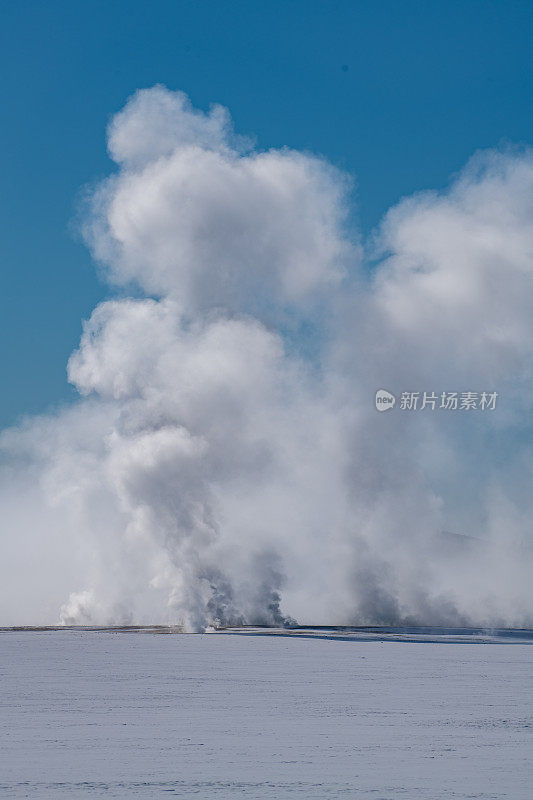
[{"xmin": 1, "ymin": 0, "xmax": 533, "ymax": 428}]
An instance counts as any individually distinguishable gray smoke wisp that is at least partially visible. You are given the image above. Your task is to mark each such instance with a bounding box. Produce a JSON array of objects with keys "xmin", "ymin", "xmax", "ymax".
[{"xmin": 1, "ymin": 87, "xmax": 533, "ymax": 630}]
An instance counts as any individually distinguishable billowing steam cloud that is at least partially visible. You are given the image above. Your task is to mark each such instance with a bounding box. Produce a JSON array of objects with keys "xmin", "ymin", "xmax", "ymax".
[{"xmin": 1, "ymin": 87, "xmax": 533, "ymax": 630}]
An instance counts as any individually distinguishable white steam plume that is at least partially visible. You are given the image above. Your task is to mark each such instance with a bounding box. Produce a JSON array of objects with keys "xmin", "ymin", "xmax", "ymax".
[{"xmin": 1, "ymin": 86, "xmax": 533, "ymax": 630}]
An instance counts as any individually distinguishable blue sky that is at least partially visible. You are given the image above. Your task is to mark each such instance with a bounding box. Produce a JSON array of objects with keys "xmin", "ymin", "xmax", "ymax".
[{"xmin": 2, "ymin": 0, "xmax": 533, "ymax": 428}]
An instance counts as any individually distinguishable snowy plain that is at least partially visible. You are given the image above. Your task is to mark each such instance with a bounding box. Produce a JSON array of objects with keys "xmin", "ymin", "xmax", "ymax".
[{"xmin": 0, "ymin": 628, "xmax": 532, "ymax": 799}]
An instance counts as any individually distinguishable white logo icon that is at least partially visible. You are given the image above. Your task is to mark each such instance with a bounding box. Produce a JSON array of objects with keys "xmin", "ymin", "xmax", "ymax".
[{"xmin": 375, "ymin": 389, "xmax": 396, "ymax": 411}]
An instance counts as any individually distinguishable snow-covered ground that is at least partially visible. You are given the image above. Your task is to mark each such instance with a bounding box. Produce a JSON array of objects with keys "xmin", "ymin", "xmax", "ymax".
[{"xmin": 1, "ymin": 628, "xmax": 531, "ymax": 799}]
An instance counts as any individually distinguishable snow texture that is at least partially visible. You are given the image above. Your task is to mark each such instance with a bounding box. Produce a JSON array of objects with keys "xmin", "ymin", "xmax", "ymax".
[{"xmin": 1, "ymin": 628, "xmax": 532, "ymax": 799}]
